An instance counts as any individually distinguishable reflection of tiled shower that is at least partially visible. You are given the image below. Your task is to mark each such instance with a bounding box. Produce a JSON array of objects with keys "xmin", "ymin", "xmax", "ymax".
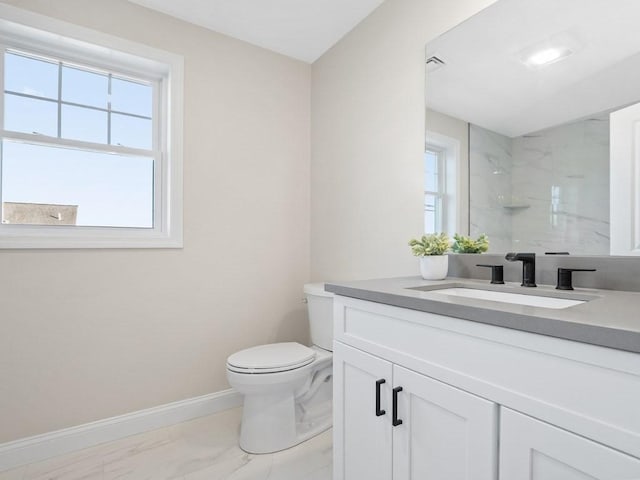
[
  {"xmin": 469, "ymin": 126, "xmax": 513, "ymax": 253},
  {"xmin": 469, "ymin": 117, "xmax": 610, "ymax": 255}
]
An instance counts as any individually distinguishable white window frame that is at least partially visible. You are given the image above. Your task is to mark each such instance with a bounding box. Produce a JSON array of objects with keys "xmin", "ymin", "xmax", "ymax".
[{"xmin": 0, "ymin": 4, "xmax": 183, "ymax": 248}]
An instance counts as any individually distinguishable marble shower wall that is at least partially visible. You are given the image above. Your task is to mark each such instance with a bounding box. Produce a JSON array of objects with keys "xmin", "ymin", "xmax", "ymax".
[
  {"xmin": 510, "ymin": 117, "xmax": 610, "ymax": 254},
  {"xmin": 469, "ymin": 124, "xmax": 513, "ymax": 252},
  {"xmin": 470, "ymin": 117, "xmax": 610, "ymax": 254}
]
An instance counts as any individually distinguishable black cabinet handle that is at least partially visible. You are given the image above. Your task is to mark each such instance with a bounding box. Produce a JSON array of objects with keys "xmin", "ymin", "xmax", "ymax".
[
  {"xmin": 375, "ymin": 379, "xmax": 386, "ymax": 416},
  {"xmin": 392, "ymin": 386, "xmax": 403, "ymax": 426}
]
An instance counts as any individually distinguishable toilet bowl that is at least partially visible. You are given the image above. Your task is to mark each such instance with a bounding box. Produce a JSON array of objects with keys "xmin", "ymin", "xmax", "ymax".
[{"xmin": 226, "ymin": 283, "xmax": 334, "ymax": 454}]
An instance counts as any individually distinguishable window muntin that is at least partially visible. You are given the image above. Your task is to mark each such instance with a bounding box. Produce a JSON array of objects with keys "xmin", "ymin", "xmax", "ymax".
[
  {"xmin": 1, "ymin": 49, "xmax": 157, "ymax": 229},
  {"xmin": 62, "ymin": 65, "xmax": 109, "ymax": 108},
  {"xmin": 5, "ymin": 52, "xmax": 58, "ymax": 99},
  {"xmin": 4, "ymin": 93, "xmax": 58, "ymax": 136},
  {"xmin": 111, "ymin": 77, "xmax": 153, "ymax": 117}
]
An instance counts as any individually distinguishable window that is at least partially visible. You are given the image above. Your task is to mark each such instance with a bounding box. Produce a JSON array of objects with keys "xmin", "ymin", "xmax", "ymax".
[
  {"xmin": 424, "ymin": 148, "xmax": 445, "ymax": 234},
  {"xmin": 3, "ymin": 51, "xmax": 155, "ymax": 228},
  {"xmin": 0, "ymin": 4, "xmax": 183, "ymax": 248},
  {"xmin": 424, "ymin": 132, "xmax": 461, "ymax": 236}
]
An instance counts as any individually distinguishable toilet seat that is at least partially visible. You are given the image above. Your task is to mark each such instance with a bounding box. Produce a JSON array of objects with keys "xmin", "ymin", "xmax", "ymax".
[{"xmin": 227, "ymin": 342, "xmax": 316, "ymax": 374}]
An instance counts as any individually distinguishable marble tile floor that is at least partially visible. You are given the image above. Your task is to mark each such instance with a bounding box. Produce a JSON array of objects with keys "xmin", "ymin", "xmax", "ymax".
[{"xmin": 0, "ymin": 408, "xmax": 332, "ymax": 480}]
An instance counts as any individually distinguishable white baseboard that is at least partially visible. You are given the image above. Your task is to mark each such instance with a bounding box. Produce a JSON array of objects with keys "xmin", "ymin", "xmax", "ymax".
[{"xmin": 0, "ymin": 389, "xmax": 242, "ymax": 472}]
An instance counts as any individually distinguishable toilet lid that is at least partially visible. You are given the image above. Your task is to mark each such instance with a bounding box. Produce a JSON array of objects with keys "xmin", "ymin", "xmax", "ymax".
[{"xmin": 227, "ymin": 342, "xmax": 316, "ymax": 373}]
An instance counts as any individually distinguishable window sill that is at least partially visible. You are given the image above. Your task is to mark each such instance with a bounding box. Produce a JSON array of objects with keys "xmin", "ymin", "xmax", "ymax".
[{"xmin": 0, "ymin": 225, "xmax": 183, "ymax": 249}]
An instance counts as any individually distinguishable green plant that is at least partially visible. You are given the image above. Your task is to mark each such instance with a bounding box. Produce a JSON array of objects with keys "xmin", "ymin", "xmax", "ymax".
[
  {"xmin": 408, "ymin": 233, "xmax": 450, "ymax": 257},
  {"xmin": 452, "ymin": 233, "xmax": 489, "ymax": 254}
]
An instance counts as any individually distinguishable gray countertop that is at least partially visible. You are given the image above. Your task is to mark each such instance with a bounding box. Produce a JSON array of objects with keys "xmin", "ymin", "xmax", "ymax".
[{"xmin": 325, "ymin": 277, "xmax": 640, "ymax": 353}]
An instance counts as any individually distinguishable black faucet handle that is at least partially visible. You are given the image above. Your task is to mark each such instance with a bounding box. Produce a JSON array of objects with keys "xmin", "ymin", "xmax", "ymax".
[
  {"xmin": 476, "ymin": 264, "xmax": 505, "ymax": 284},
  {"xmin": 556, "ymin": 268, "xmax": 596, "ymax": 290}
]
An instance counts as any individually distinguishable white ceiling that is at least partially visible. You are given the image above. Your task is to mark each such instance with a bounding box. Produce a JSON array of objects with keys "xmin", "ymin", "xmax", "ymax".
[
  {"xmin": 426, "ymin": 0, "xmax": 640, "ymax": 137},
  {"xmin": 128, "ymin": 0, "xmax": 385, "ymax": 63}
]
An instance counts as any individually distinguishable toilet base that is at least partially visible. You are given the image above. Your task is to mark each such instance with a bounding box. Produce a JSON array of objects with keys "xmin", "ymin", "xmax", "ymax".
[
  {"xmin": 237, "ymin": 365, "xmax": 333, "ymax": 454},
  {"xmin": 239, "ymin": 394, "xmax": 332, "ymax": 454}
]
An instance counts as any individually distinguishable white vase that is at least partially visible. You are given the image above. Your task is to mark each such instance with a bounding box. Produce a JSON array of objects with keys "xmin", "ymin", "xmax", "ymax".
[{"xmin": 419, "ymin": 255, "xmax": 449, "ymax": 280}]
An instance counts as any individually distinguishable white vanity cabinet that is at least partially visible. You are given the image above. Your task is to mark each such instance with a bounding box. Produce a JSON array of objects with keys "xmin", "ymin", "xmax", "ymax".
[
  {"xmin": 333, "ymin": 342, "xmax": 497, "ymax": 480},
  {"xmin": 392, "ymin": 364, "xmax": 497, "ymax": 479},
  {"xmin": 333, "ymin": 343, "xmax": 392, "ymax": 480},
  {"xmin": 332, "ymin": 295, "xmax": 640, "ymax": 480},
  {"xmin": 500, "ymin": 409, "xmax": 640, "ymax": 480}
]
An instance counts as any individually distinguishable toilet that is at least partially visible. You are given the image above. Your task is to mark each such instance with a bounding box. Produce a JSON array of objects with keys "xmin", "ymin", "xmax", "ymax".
[{"xmin": 226, "ymin": 283, "xmax": 334, "ymax": 454}]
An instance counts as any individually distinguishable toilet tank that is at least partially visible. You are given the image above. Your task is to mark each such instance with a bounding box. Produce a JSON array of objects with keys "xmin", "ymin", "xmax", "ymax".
[{"xmin": 303, "ymin": 283, "xmax": 334, "ymax": 351}]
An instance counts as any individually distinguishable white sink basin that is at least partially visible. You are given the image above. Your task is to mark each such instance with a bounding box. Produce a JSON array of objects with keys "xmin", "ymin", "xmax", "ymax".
[{"xmin": 429, "ymin": 287, "xmax": 585, "ymax": 309}]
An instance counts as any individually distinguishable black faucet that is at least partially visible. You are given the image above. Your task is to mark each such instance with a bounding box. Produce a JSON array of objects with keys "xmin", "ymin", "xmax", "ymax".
[{"xmin": 505, "ymin": 252, "xmax": 537, "ymax": 287}]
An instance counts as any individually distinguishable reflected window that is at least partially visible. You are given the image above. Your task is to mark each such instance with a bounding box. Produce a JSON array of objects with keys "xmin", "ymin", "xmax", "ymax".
[{"xmin": 424, "ymin": 148, "xmax": 445, "ymax": 233}]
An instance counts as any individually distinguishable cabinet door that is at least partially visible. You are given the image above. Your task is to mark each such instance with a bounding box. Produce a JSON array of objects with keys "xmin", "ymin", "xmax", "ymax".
[
  {"xmin": 333, "ymin": 342, "xmax": 393, "ymax": 480},
  {"xmin": 500, "ymin": 408, "xmax": 640, "ymax": 479},
  {"xmin": 393, "ymin": 365, "xmax": 498, "ymax": 480}
]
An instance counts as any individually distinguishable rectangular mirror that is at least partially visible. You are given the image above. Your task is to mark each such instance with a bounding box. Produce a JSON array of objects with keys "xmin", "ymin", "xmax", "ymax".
[{"xmin": 425, "ymin": 0, "xmax": 640, "ymax": 256}]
